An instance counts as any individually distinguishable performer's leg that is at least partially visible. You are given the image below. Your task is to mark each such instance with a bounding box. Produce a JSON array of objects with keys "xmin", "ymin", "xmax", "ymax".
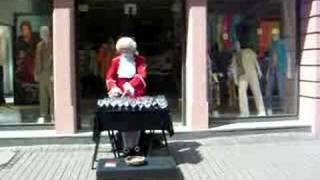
[{"xmin": 121, "ymin": 131, "xmax": 141, "ymax": 150}]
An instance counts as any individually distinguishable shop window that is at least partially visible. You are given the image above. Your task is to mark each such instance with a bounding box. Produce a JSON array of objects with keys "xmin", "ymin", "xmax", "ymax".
[
  {"xmin": 76, "ymin": 0, "xmax": 185, "ymax": 129},
  {"xmin": 207, "ymin": 0, "xmax": 298, "ymax": 119},
  {"xmin": 0, "ymin": 0, "xmax": 53, "ymax": 124}
]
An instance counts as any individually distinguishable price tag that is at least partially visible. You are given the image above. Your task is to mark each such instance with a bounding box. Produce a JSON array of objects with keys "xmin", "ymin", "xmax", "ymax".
[{"xmin": 104, "ymin": 160, "xmax": 117, "ymax": 168}]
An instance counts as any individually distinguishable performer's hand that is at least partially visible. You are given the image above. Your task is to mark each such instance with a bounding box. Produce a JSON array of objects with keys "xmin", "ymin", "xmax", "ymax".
[
  {"xmin": 108, "ymin": 87, "xmax": 122, "ymax": 97},
  {"xmin": 122, "ymin": 82, "xmax": 135, "ymax": 97}
]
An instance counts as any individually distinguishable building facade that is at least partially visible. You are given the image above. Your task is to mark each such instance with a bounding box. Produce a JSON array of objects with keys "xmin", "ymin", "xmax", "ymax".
[{"xmin": 0, "ymin": 0, "xmax": 319, "ymax": 135}]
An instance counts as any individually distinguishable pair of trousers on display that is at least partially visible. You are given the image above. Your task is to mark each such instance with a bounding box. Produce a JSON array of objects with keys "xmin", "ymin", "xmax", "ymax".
[
  {"xmin": 238, "ymin": 74, "xmax": 266, "ymax": 117},
  {"xmin": 265, "ymin": 67, "xmax": 286, "ymax": 113},
  {"xmin": 39, "ymin": 73, "xmax": 53, "ymax": 120}
]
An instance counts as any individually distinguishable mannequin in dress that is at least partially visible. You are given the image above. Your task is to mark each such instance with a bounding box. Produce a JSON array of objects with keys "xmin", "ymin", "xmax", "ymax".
[
  {"xmin": 231, "ymin": 41, "xmax": 266, "ymax": 117},
  {"xmin": 106, "ymin": 37, "xmax": 146, "ymax": 155},
  {"xmin": 35, "ymin": 26, "xmax": 53, "ymax": 123}
]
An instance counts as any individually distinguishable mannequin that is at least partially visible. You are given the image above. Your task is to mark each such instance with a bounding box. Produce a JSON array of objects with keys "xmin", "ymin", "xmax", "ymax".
[
  {"xmin": 106, "ymin": 37, "xmax": 146, "ymax": 156},
  {"xmin": 231, "ymin": 41, "xmax": 266, "ymax": 117},
  {"xmin": 265, "ymin": 29, "xmax": 288, "ymax": 115},
  {"xmin": 35, "ymin": 26, "xmax": 53, "ymax": 123},
  {"xmin": 0, "ymin": 29, "xmax": 6, "ymax": 104}
]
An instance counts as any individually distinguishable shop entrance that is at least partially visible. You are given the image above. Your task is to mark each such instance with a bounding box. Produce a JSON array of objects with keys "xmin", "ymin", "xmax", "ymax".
[{"xmin": 76, "ymin": 0, "xmax": 186, "ymax": 129}]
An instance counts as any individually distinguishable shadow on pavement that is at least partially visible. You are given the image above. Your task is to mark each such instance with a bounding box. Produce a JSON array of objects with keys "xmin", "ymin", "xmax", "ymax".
[{"xmin": 169, "ymin": 141, "xmax": 203, "ymax": 165}]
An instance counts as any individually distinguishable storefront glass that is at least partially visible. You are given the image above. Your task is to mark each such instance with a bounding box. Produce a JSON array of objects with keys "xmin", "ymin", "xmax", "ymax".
[
  {"xmin": 76, "ymin": 0, "xmax": 185, "ymax": 130},
  {"xmin": 0, "ymin": 0, "xmax": 53, "ymax": 124},
  {"xmin": 207, "ymin": 0, "xmax": 299, "ymax": 119}
]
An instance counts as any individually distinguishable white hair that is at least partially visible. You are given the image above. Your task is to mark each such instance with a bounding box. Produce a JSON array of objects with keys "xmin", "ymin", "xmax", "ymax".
[{"xmin": 116, "ymin": 37, "xmax": 137, "ymax": 53}]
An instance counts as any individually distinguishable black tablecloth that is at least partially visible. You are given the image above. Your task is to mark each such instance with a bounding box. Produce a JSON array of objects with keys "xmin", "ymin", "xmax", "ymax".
[{"xmin": 93, "ymin": 100, "xmax": 174, "ymax": 142}]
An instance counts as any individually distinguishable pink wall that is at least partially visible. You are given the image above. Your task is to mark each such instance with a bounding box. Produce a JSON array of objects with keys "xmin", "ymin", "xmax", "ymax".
[
  {"xmin": 299, "ymin": 0, "xmax": 320, "ymax": 136},
  {"xmin": 185, "ymin": 0, "xmax": 209, "ymax": 130},
  {"xmin": 53, "ymin": 0, "xmax": 77, "ymax": 134}
]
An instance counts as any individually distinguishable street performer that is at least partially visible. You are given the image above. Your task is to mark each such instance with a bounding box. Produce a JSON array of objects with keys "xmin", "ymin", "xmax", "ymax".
[{"xmin": 105, "ymin": 37, "xmax": 147, "ymax": 156}]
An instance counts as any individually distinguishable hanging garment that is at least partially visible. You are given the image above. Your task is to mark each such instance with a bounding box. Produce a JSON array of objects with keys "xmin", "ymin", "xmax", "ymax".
[
  {"xmin": 270, "ymin": 39, "xmax": 288, "ymax": 75},
  {"xmin": 35, "ymin": 41, "xmax": 53, "ymax": 119},
  {"xmin": 258, "ymin": 21, "xmax": 280, "ymax": 58},
  {"xmin": 216, "ymin": 16, "xmax": 224, "ymax": 52},
  {"xmin": 282, "ymin": 0, "xmax": 296, "ymax": 79},
  {"xmin": 236, "ymin": 48, "xmax": 266, "ymax": 117},
  {"xmin": 208, "ymin": 14, "xmax": 218, "ymax": 51},
  {"xmin": 231, "ymin": 15, "xmax": 241, "ymax": 49},
  {"xmin": 222, "ymin": 15, "xmax": 233, "ymax": 50}
]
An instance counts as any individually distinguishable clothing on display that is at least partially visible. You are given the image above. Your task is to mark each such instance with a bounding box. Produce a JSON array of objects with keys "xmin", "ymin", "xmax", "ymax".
[
  {"xmin": 282, "ymin": 0, "xmax": 296, "ymax": 79},
  {"xmin": 265, "ymin": 66, "xmax": 285, "ymax": 114},
  {"xmin": 208, "ymin": 14, "xmax": 243, "ymax": 52},
  {"xmin": 222, "ymin": 15, "xmax": 233, "ymax": 50},
  {"xmin": 231, "ymin": 15, "xmax": 242, "ymax": 49},
  {"xmin": 231, "ymin": 48, "xmax": 266, "ymax": 117},
  {"xmin": 15, "ymin": 32, "xmax": 40, "ymax": 104},
  {"xmin": 265, "ymin": 38, "xmax": 288, "ymax": 113},
  {"xmin": 270, "ymin": 39, "xmax": 288, "ymax": 75},
  {"xmin": 35, "ymin": 27, "xmax": 53, "ymax": 120},
  {"xmin": 258, "ymin": 21, "xmax": 280, "ymax": 58},
  {"xmin": 207, "ymin": 0, "xmax": 298, "ymax": 118},
  {"xmin": 0, "ymin": 26, "xmax": 13, "ymax": 96},
  {"xmin": 97, "ymin": 43, "xmax": 116, "ymax": 79},
  {"xmin": 0, "ymin": 29, "xmax": 6, "ymax": 67},
  {"xmin": 216, "ymin": 16, "xmax": 224, "ymax": 52},
  {"xmin": 0, "ymin": 28, "xmax": 7, "ymax": 102}
]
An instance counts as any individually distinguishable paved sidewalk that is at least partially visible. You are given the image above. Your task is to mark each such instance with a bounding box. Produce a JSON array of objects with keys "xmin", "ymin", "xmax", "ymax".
[{"xmin": 0, "ymin": 132, "xmax": 320, "ymax": 180}]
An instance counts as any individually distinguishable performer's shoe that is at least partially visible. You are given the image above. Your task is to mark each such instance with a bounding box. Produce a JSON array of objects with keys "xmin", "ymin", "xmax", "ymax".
[
  {"xmin": 122, "ymin": 148, "xmax": 130, "ymax": 157},
  {"xmin": 133, "ymin": 146, "xmax": 144, "ymax": 156}
]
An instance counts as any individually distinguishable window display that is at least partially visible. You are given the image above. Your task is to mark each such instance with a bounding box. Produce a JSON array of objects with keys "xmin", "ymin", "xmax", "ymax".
[
  {"xmin": 0, "ymin": 0, "xmax": 52, "ymax": 124},
  {"xmin": 207, "ymin": 0, "xmax": 298, "ymax": 119},
  {"xmin": 15, "ymin": 15, "xmax": 50, "ymax": 105}
]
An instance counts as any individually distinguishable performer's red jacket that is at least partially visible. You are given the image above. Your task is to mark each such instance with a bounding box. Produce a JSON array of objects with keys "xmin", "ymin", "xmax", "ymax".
[{"xmin": 105, "ymin": 55, "xmax": 146, "ymax": 97}]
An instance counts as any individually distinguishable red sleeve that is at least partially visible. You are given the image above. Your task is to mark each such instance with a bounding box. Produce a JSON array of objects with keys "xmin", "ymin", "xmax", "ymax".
[
  {"xmin": 129, "ymin": 56, "xmax": 147, "ymax": 89},
  {"xmin": 105, "ymin": 57, "xmax": 120, "ymax": 90}
]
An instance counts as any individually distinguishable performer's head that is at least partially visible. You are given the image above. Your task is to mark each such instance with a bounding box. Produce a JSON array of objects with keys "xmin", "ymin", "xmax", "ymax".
[{"xmin": 116, "ymin": 37, "xmax": 137, "ymax": 54}]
